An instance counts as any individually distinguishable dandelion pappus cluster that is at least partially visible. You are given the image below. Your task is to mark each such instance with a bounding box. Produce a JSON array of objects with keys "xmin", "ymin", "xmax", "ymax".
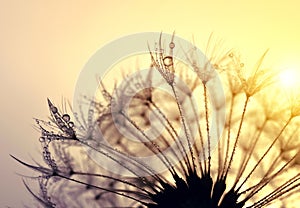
[{"xmin": 11, "ymin": 33, "xmax": 300, "ymax": 208}]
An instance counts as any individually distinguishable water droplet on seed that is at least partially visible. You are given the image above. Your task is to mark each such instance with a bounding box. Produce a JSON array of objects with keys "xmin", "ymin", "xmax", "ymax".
[
  {"xmin": 169, "ymin": 42, "xmax": 175, "ymax": 49},
  {"xmin": 68, "ymin": 122, "xmax": 74, "ymax": 127},
  {"xmin": 61, "ymin": 125, "xmax": 68, "ymax": 131},
  {"xmin": 163, "ymin": 56, "xmax": 173, "ymax": 67},
  {"xmin": 58, "ymin": 121, "xmax": 64, "ymax": 127},
  {"xmin": 51, "ymin": 107, "xmax": 58, "ymax": 113},
  {"xmin": 62, "ymin": 114, "xmax": 70, "ymax": 122}
]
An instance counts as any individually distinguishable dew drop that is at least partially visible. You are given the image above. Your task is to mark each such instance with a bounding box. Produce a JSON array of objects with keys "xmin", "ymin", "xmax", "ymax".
[
  {"xmin": 192, "ymin": 156, "xmax": 196, "ymax": 161},
  {"xmin": 58, "ymin": 121, "xmax": 64, "ymax": 127},
  {"xmin": 68, "ymin": 122, "xmax": 74, "ymax": 128},
  {"xmin": 62, "ymin": 114, "xmax": 70, "ymax": 122},
  {"xmin": 61, "ymin": 125, "xmax": 68, "ymax": 132},
  {"xmin": 169, "ymin": 42, "xmax": 175, "ymax": 49},
  {"xmin": 228, "ymin": 53, "xmax": 234, "ymax": 58},
  {"xmin": 51, "ymin": 107, "xmax": 58, "ymax": 114},
  {"xmin": 163, "ymin": 56, "xmax": 173, "ymax": 67},
  {"xmin": 46, "ymin": 137, "xmax": 51, "ymax": 143},
  {"xmin": 39, "ymin": 137, "xmax": 45, "ymax": 142}
]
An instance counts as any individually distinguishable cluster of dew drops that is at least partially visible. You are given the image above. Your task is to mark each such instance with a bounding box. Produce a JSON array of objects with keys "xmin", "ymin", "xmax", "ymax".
[{"xmin": 35, "ymin": 99, "xmax": 77, "ymax": 171}]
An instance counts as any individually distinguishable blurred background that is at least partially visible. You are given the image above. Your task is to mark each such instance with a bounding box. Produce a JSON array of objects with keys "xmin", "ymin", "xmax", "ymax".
[{"xmin": 0, "ymin": 1, "xmax": 299, "ymax": 207}]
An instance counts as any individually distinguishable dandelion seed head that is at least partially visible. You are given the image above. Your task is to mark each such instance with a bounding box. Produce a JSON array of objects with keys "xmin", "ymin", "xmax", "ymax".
[{"xmin": 13, "ymin": 32, "xmax": 300, "ymax": 208}]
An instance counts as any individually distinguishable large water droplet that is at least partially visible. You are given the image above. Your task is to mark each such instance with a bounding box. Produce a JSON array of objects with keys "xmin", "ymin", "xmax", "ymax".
[
  {"xmin": 62, "ymin": 114, "xmax": 70, "ymax": 122},
  {"xmin": 163, "ymin": 56, "xmax": 173, "ymax": 67}
]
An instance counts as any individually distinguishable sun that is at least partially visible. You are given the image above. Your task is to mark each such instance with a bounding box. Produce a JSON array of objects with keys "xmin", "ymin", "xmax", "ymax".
[{"xmin": 279, "ymin": 68, "xmax": 300, "ymax": 89}]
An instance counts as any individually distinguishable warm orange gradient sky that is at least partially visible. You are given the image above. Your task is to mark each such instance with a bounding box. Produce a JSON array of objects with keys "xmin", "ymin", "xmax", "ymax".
[{"xmin": 1, "ymin": 1, "xmax": 300, "ymax": 207}]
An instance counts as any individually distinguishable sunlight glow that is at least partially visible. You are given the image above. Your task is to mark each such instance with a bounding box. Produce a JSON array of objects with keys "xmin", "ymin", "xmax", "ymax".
[{"xmin": 279, "ymin": 68, "xmax": 300, "ymax": 89}]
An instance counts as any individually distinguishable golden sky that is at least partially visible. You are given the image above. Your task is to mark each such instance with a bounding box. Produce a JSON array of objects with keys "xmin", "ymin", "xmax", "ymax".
[{"xmin": 1, "ymin": 1, "xmax": 300, "ymax": 207}]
